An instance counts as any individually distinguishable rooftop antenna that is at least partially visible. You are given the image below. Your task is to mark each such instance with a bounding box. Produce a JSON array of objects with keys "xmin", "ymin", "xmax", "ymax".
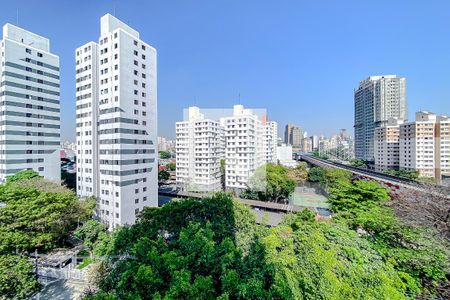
[
  {"xmin": 238, "ymin": 92, "xmax": 241, "ymax": 104},
  {"xmin": 16, "ymin": 8, "xmax": 19, "ymax": 26},
  {"xmin": 113, "ymin": 0, "xmax": 116, "ymax": 16}
]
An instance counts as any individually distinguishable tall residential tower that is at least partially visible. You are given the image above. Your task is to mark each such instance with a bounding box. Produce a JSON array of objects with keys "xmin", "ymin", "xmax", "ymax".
[
  {"xmin": 76, "ymin": 14, "xmax": 157, "ymax": 228},
  {"xmin": 0, "ymin": 24, "xmax": 61, "ymax": 182},
  {"xmin": 354, "ymin": 75, "xmax": 406, "ymax": 162}
]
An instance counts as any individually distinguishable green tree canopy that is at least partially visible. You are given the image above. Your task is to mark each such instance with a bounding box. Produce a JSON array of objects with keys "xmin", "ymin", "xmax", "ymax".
[
  {"xmin": 0, "ymin": 177, "xmax": 95, "ymax": 253},
  {"xmin": 159, "ymin": 151, "xmax": 171, "ymax": 159},
  {"xmin": 243, "ymin": 164, "xmax": 296, "ymax": 202},
  {"xmin": 165, "ymin": 162, "xmax": 176, "ymax": 171},
  {"xmin": 307, "ymin": 166, "xmax": 327, "ymax": 183},
  {"xmin": 90, "ymin": 193, "xmax": 273, "ymax": 299},
  {"xmin": 264, "ymin": 210, "xmax": 416, "ymax": 299},
  {"xmin": 328, "ymin": 179, "xmax": 390, "ymax": 213},
  {"xmin": 0, "ymin": 255, "xmax": 41, "ymax": 299},
  {"xmin": 158, "ymin": 169, "xmax": 170, "ymax": 181}
]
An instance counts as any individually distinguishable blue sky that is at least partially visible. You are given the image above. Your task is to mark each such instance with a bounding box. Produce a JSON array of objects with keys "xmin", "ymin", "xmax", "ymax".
[{"xmin": 1, "ymin": 0, "xmax": 450, "ymax": 141}]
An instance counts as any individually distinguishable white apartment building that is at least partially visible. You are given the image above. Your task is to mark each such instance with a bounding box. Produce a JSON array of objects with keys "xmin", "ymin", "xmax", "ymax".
[
  {"xmin": 176, "ymin": 107, "xmax": 224, "ymax": 192},
  {"xmin": 263, "ymin": 119, "xmax": 278, "ymax": 163},
  {"xmin": 76, "ymin": 14, "xmax": 157, "ymax": 228},
  {"xmin": 176, "ymin": 105, "xmax": 276, "ymax": 192},
  {"xmin": 221, "ymin": 105, "xmax": 265, "ymax": 191},
  {"xmin": 354, "ymin": 75, "xmax": 407, "ymax": 162},
  {"xmin": 400, "ymin": 111, "xmax": 450, "ymax": 181},
  {"xmin": 374, "ymin": 118, "xmax": 404, "ymax": 172},
  {"xmin": 0, "ymin": 24, "xmax": 60, "ymax": 182}
]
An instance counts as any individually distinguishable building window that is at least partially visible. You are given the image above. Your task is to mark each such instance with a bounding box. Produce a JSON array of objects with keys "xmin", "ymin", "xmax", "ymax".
[{"xmin": 26, "ymin": 48, "xmax": 31, "ymax": 54}]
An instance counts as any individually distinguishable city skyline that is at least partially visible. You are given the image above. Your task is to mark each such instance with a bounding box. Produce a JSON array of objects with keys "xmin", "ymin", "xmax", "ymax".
[{"xmin": 0, "ymin": 1, "xmax": 450, "ymax": 141}]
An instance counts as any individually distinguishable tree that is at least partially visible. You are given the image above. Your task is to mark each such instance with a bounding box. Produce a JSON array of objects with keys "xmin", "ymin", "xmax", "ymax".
[
  {"xmin": 350, "ymin": 159, "xmax": 367, "ymax": 168},
  {"xmin": 328, "ymin": 179, "xmax": 390, "ymax": 213},
  {"xmin": 0, "ymin": 177, "xmax": 95, "ymax": 253},
  {"xmin": 244, "ymin": 164, "xmax": 296, "ymax": 202},
  {"xmin": 384, "ymin": 169, "xmax": 420, "ymax": 180},
  {"xmin": 0, "ymin": 254, "xmax": 41, "ymax": 299},
  {"xmin": 6, "ymin": 169, "xmax": 40, "ymax": 183},
  {"xmin": 75, "ymin": 220, "xmax": 108, "ymax": 250},
  {"xmin": 351, "ymin": 205, "xmax": 449, "ymax": 296},
  {"xmin": 158, "ymin": 169, "xmax": 170, "ymax": 182},
  {"xmin": 329, "ymin": 178, "xmax": 450, "ymax": 297},
  {"xmin": 159, "ymin": 151, "xmax": 171, "ymax": 159},
  {"xmin": 165, "ymin": 162, "xmax": 176, "ymax": 171},
  {"xmin": 392, "ymin": 184, "xmax": 450, "ymax": 240},
  {"xmin": 262, "ymin": 210, "xmax": 415, "ymax": 299},
  {"xmin": 90, "ymin": 193, "xmax": 271, "ymax": 299},
  {"xmin": 287, "ymin": 162, "xmax": 308, "ymax": 184},
  {"xmin": 307, "ymin": 166, "xmax": 326, "ymax": 183},
  {"xmin": 61, "ymin": 169, "xmax": 76, "ymax": 191},
  {"xmin": 86, "ymin": 193, "xmax": 436, "ymax": 299}
]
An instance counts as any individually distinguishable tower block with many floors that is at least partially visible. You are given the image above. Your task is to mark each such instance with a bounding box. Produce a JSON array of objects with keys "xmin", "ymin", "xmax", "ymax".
[
  {"xmin": 0, "ymin": 24, "xmax": 61, "ymax": 182},
  {"xmin": 76, "ymin": 14, "xmax": 157, "ymax": 228}
]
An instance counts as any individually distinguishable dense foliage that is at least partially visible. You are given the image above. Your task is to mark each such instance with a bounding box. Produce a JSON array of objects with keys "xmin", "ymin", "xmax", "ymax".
[
  {"xmin": 242, "ymin": 164, "xmax": 296, "ymax": 202},
  {"xmin": 159, "ymin": 151, "xmax": 171, "ymax": 159},
  {"xmin": 75, "ymin": 220, "xmax": 108, "ymax": 251},
  {"xmin": 0, "ymin": 170, "xmax": 95, "ymax": 299},
  {"xmin": 165, "ymin": 162, "xmax": 176, "ymax": 171},
  {"xmin": 87, "ymin": 193, "xmax": 272, "ymax": 299},
  {"xmin": 86, "ymin": 193, "xmax": 427, "ymax": 299},
  {"xmin": 158, "ymin": 169, "xmax": 170, "ymax": 181},
  {"xmin": 384, "ymin": 169, "xmax": 420, "ymax": 180},
  {"xmin": 0, "ymin": 171, "xmax": 94, "ymax": 253},
  {"xmin": 0, "ymin": 255, "xmax": 41, "ymax": 299},
  {"xmin": 267, "ymin": 210, "xmax": 415, "ymax": 299},
  {"xmin": 286, "ymin": 162, "xmax": 308, "ymax": 183},
  {"xmin": 322, "ymin": 167, "xmax": 450, "ymax": 297}
]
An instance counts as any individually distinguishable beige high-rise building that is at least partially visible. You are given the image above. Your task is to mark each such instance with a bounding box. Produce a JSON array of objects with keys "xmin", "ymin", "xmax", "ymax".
[
  {"xmin": 354, "ymin": 75, "xmax": 407, "ymax": 162},
  {"xmin": 399, "ymin": 111, "xmax": 450, "ymax": 182},
  {"xmin": 374, "ymin": 118, "xmax": 404, "ymax": 172}
]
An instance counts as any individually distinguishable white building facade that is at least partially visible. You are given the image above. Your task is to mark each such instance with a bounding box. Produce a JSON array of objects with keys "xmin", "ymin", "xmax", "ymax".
[
  {"xmin": 221, "ymin": 105, "xmax": 266, "ymax": 191},
  {"xmin": 400, "ymin": 111, "xmax": 450, "ymax": 182},
  {"xmin": 374, "ymin": 118, "xmax": 403, "ymax": 172},
  {"xmin": 263, "ymin": 119, "xmax": 278, "ymax": 163},
  {"xmin": 176, "ymin": 105, "xmax": 276, "ymax": 192},
  {"xmin": 0, "ymin": 24, "xmax": 61, "ymax": 182},
  {"xmin": 76, "ymin": 14, "xmax": 157, "ymax": 228},
  {"xmin": 176, "ymin": 107, "xmax": 224, "ymax": 192}
]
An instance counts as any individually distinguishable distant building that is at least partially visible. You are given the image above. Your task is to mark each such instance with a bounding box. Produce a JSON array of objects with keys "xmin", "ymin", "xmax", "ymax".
[
  {"xmin": 263, "ymin": 119, "xmax": 278, "ymax": 163},
  {"xmin": 0, "ymin": 23, "xmax": 61, "ymax": 182},
  {"xmin": 175, "ymin": 107, "xmax": 224, "ymax": 192},
  {"xmin": 158, "ymin": 136, "xmax": 174, "ymax": 152},
  {"xmin": 400, "ymin": 111, "xmax": 450, "ymax": 182},
  {"xmin": 354, "ymin": 75, "xmax": 407, "ymax": 162},
  {"xmin": 221, "ymin": 105, "xmax": 266, "ymax": 191},
  {"xmin": 302, "ymin": 136, "xmax": 312, "ymax": 153},
  {"xmin": 277, "ymin": 144, "xmax": 297, "ymax": 167},
  {"xmin": 176, "ymin": 105, "xmax": 277, "ymax": 192},
  {"xmin": 310, "ymin": 135, "xmax": 319, "ymax": 151},
  {"xmin": 374, "ymin": 118, "xmax": 404, "ymax": 172},
  {"xmin": 284, "ymin": 124, "xmax": 302, "ymax": 152}
]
